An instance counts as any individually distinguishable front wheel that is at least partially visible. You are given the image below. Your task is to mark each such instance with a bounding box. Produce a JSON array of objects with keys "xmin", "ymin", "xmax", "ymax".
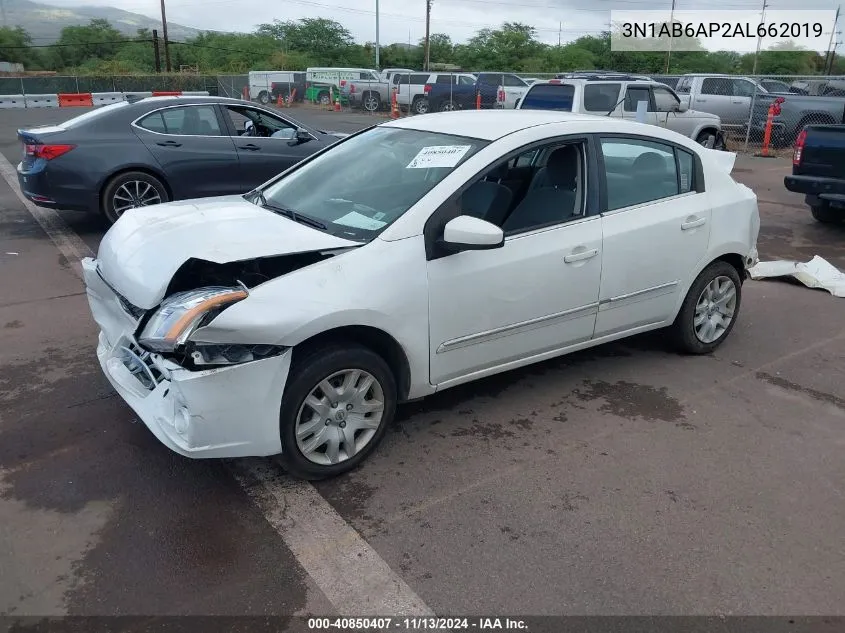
[
  {"xmin": 318, "ymin": 91, "xmax": 331, "ymax": 106},
  {"xmin": 670, "ymin": 261, "xmax": 742, "ymax": 354},
  {"xmin": 101, "ymin": 171, "xmax": 169, "ymax": 225},
  {"xmin": 696, "ymin": 130, "xmax": 725, "ymax": 150},
  {"xmin": 412, "ymin": 97, "xmax": 429, "ymax": 115},
  {"xmin": 258, "ymin": 90, "xmax": 270, "ymax": 105},
  {"xmin": 278, "ymin": 344, "xmax": 397, "ymax": 480}
]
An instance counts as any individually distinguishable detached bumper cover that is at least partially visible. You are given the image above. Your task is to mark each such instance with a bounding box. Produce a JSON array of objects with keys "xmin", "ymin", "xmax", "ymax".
[{"xmin": 83, "ymin": 257, "xmax": 290, "ymax": 459}]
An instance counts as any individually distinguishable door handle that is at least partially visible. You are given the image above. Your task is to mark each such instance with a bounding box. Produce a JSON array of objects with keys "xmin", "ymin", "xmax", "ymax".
[
  {"xmin": 696, "ymin": 98, "xmax": 707, "ymax": 103},
  {"xmin": 564, "ymin": 248, "xmax": 598, "ymax": 263},
  {"xmin": 156, "ymin": 140, "xmax": 181, "ymax": 147},
  {"xmin": 238, "ymin": 143, "xmax": 260, "ymax": 151},
  {"xmin": 681, "ymin": 217, "xmax": 706, "ymax": 230}
]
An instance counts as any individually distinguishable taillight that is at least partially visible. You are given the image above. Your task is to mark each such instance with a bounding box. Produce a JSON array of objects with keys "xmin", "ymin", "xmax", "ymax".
[
  {"xmin": 423, "ymin": 84, "xmax": 432, "ymax": 93},
  {"xmin": 772, "ymin": 96, "xmax": 785, "ymax": 116},
  {"xmin": 25, "ymin": 143, "xmax": 75, "ymax": 160},
  {"xmin": 497, "ymin": 88, "xmax": 505, "ymax": 102},
  {"xmin": 350, "ymin": 84, "xmax": 356, "ymax": 93},
  {"xmin": 793, "ymin": 128, "xmax": 807, "ymax": 166}
]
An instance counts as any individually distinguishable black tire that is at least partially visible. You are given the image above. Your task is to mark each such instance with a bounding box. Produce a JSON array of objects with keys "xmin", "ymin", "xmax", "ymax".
[
  {"xmin": 439, "ymin": 100, "xmax": 457, "ymax": 112},
  {"xmin": 696, "ymin": 130, "xmax": 720, "ymax": 149},
  {"xmin": 362, "ymin": 92, "xmax": 381, "ymax": 112},
  {"xmin": 811, "ymin": 202, "xmax": 840, "ymax": 224},
  {"xmin": 258, "ymin": 90, "xmax": 270, "ymax": 105},
  {"xmin": 277, "ymin": 343, "xmax": 397, "ymax": 480},
  {"xmin": 412, "ymin": 96, "xmax": 429, "ymax": 115},
  {"xmin": 670, "ymin": 261, "xmax": 743, "ymax": 355},
  {"xmin": 101, "ymin": 171, "xmax": 169, "ymax": 225},
  {"xmin": 318, "ymin": 91, "xmax": 331, "ymax": 106}
]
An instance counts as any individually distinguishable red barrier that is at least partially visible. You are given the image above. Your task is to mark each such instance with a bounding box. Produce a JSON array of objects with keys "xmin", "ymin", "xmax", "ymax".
[
  {"xmin": 152, "ymin": 91, "xmax": 182, "ymax": 96},
  {"xmin": 58, "ymin": 93, "xmax": 93, "ymax": 107}
]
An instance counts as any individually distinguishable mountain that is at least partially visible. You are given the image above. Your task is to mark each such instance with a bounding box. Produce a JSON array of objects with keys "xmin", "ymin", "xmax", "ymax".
[{"xmin": 1, "ymin": 0, "xmax": 200, "ymax": 43}]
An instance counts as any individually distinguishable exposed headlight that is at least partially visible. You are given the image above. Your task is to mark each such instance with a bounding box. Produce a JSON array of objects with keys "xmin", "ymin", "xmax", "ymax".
[
  {"xmin": 138, "ymin": 286, "xmax": 247, "ymax": 353},
  {"xmin": 187, "ymin": 343, "xmax": 287, "ymax": 367}
]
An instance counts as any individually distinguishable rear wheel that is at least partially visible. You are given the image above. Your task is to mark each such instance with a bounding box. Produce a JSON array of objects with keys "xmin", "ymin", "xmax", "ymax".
[
  {"xmin": 670, "ymin": 261, "xmax": 742, "ymax": 355},
  {"xmin": 101, "ymin": 171, "xmax": 169, "ymax": 225},
  {"xmin": 318, "ymin": 91, "xmax": 331, "ymax": 106},
  {"xmin": 810, "ymin": 202, "xmax": 841, "ymax": 224},
  {"xmin": 439, "ymin": 100, "xmax": 457, "ymax": 112},
  {"xmin": 412, "ymin": 96, "xmax": 429, "ymax": 115},
  {"xmin": 277, "ymin": 343, "xmax": 397, "ymax": 480},
  {"xmin": 258, "ymin": 90, "xmax": 270, "ymax": 105},
  {"xmin": 362, "ymin": 92, "xmax": 381, "ymax": 112}
]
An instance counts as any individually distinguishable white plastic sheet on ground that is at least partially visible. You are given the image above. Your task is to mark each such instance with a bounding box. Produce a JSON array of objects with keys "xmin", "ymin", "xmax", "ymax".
[{"xmin": 748, "ymin": 256, "xmax": 845, "ymax": 298}]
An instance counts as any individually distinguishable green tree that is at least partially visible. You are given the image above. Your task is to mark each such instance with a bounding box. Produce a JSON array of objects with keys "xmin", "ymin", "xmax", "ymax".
[
  {"xmin": 50, "ymin": 19, "xmax": 127, "ymax": 69},
  {"xmin": 257, "ymin": 18, "xmax": 359, "ymax": 66},
  {"xmin": 0, "ymin": 26, "xmax": 39, "ymax": 67}
]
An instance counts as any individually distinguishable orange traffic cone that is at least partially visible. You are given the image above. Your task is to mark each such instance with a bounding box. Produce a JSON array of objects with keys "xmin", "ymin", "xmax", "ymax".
[
  {"xmin": 391, "ymin": 88, "xmax": 400, "ymax": 119},
  {"xmin": 277, "ymin": 93, "xmax": 283, "ymax": 107},
  {"xmin": 334, "ymin": 93, "xmax": 341, "ymax": 111}
]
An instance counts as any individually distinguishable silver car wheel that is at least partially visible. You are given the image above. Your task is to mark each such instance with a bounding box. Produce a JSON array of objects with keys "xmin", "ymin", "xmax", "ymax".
[
  {"xmin": 694, "ymin": 275, "xmax": 737, "ymax": 344},
  {"xmin": 294, "ymin": 369, "xmax": 385, "ymax": 466},
  {"xmin": 413, "ymin": 98, "xmax": 429, "ymax": 114},
  {"xmin": 112, "ymin": 181, "xmax": 162, "ymax": 216},
  {"xmin": 363, "ymin": 95, "xmax": 379, "ymax": 111}
]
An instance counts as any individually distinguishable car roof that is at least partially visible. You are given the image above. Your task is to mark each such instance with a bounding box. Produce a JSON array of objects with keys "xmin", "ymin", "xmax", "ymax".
[
  {"xmin": 383, "ymin": 109, "xmax": 610, "ymax": 141},
  {"xmin": 132, "ymin": 95, "xmax": 252, "ymax": 106}
]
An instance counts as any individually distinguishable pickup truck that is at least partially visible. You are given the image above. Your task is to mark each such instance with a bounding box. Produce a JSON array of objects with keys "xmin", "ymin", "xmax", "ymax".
[
  {"xmin": 784, "ymin": 124, "xmax": 845, "ymax": 224},
  {"xmin": 675, "ymin": 74, "xmax": 774, "ymax": 128},
  {"xmin": 516, "ymin": 77, "xmax": 726, "ymax": 148},
  {"xmin": 392, "ymin": 72, "xmax": 477, "ymax": 114},
  {"xmin": 425, "ymin": 72, "xmax": 530, "ymax": 112},
  {"xmin": 341, "ymin": 76, "xmax": 392, "ymax": 112},
  {"xmin": 748, "ymin": 92, "xmax": 845, "ymax": 147}
]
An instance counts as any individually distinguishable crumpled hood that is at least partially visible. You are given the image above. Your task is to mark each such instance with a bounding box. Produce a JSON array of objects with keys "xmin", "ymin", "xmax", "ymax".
[{"xmin": 96, "ymin": 195, "xmax": 358, "ymax": 309}]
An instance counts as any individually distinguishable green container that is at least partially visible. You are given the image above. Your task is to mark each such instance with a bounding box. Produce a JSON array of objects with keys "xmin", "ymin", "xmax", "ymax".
[{"xmin": 305, "ymin": 83, "xmax": 348, "ymax": 105}]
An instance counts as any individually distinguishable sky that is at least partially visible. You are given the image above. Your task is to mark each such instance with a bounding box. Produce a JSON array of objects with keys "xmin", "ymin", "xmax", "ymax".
[{"xmin": 42, "ymin": 0, "xmax": 843, "ymax": 52}]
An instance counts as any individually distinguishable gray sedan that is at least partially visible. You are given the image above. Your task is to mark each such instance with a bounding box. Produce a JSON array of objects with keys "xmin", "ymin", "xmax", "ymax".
[{"xmin": 17, "ymin": 95, "xmax": 347, "ymax": 224}]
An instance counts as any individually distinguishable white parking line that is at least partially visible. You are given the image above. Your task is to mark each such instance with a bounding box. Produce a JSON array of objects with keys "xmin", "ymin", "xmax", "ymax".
[
  {"xmin": 0, "ymin": 154, "xmax": 94, "ymax": 277},
  {"xmin": 232, "ymin": 460, "xmax": 435, "ymax": 617},
  {"xmin": 0, "ymin": 150, "xmax": 435, "ymax": 618}
]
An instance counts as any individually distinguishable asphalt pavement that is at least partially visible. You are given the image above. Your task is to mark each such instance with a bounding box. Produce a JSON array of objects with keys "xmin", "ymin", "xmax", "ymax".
[{"xmin": 0, "ymin": 104, "xmax": 843, "ymax": 621}]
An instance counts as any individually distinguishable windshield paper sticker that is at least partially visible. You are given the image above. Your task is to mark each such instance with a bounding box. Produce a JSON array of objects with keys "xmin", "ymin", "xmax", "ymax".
[
  {"xmin": 406, "ymin": 145, "xmax": 472, "ymax": 169},
  {"xmin": 335, "ymin": 211, "xmax": 387, "ymax": 230}
]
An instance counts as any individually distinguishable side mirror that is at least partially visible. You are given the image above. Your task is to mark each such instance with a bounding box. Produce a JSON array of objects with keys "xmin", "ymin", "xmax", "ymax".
[
  {"xmin": 288, "ymin": 127, "xmax": 312, "ymax": 145},
  {"xmin": 674, "ymin": 101, "xmax": 688, "ymax": 112},
  {"xmin": 440, "ymin": 215, "xmax": 504, "ymax": 252}
]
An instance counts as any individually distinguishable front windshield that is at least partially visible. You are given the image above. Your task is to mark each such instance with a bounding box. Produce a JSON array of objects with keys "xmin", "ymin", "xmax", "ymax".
[{"xmin": 259, "ymin": 126, "xmax": 488, "ymax": 241}]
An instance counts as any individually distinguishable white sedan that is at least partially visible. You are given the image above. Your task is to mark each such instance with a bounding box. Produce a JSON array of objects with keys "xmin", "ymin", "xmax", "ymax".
[{"xmin": 83, "ymin": 110, "xmax": 760, "ymax": 479}]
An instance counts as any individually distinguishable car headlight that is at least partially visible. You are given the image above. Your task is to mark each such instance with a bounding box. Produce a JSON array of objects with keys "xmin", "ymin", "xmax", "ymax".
[{"xmin": 138, "ymin": 286, "xmax": 247, "ymax": 353}]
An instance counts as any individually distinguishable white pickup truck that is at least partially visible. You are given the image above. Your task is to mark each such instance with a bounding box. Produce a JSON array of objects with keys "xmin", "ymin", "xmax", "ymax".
[{"xmin": 517, "ymin": 76, "xmax": 726, "ymax": 149}]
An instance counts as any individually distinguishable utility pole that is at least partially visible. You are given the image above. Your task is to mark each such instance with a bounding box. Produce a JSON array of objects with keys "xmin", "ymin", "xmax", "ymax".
[
  {"xmin": 424, "ymin": 0, "xmax": 432, "ymax": 71},
  {"xmin": 160, "ymin": 0, "xmax": 172, "ymax": 72},
  {"xmin": 751, "ymin": 0, "xmax": 768, "ymax": 76},
  {"xmin": 665, "ymin": 0, "xmax": 676, "ymax": 73},
  {"xmin": 823, "ymin": 6, "xmax": 840, "ymax": 74},
  {"xmin": 153, "ymin": 29, "xmax": 162, "ymax": 73},
  {"xmin": 558, "ymin": 22, "xmax": 561, "ymax": 47},
  {"xmin": 375, "ymin": 0, "xmax": 380, "ymax": 69}
]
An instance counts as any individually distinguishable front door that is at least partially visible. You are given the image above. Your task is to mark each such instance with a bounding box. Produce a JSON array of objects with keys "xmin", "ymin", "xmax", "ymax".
[
  {"xmin": 595, "ymin": 136, "xmax": 711, "ymax": 338},
  {"xmin": 622, "ymin": 86, "xmax": 659, "ymax": 125},
  {"xmin": 220, "ymin": 104, "xmax": 321, "ymax": 189},
  {"xmin": 426, "ymin": 140, "xmax": 602, "ymax": 387}
]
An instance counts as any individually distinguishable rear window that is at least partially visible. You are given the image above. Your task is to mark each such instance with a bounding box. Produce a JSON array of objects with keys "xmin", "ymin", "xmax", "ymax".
[
  {"xmin": 520, "ymin": 84, "xmax": 575, "ymax": 111},
  {"xmin": 583, "ymin": 83, "xmax": 621, "ymax": 112},
  {"xmin": 61, "ymin": 101, "xmax": 130, "ymax": 128}
]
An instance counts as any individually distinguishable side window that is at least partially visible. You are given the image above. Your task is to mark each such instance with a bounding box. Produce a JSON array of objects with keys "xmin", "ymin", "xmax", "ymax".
[
  {"xmin": 623, "ymin": 87, "xmax": 651, "ymax": 112},
  {"xmin": 459, "ymin": 75, "xmax": 476, "ymax": 85},
  {"xmin": 652, "ymin": 87, "xmax": 680, "ymax": 112},
  {"xmin": 732, "ymin": 79, "xmax": 756, "ymax": 97},
  {"xmin": 600, "ymin": 138, "xmax": 680, "ymax": 211},
  {"xmin": 137, "ymin": 111, "xmax": 166, "ymax": 133},
  {"xmin": 701, "ymin": 78, "xmax": 730, "ymax": 96},
  {"xmin": 457, "ymin": 141, "xmax": 585, "ymax": 234},
  {"xmin": 434, "ymin": 74, "xmax": 452, "ymax": 84},
  {"xmin": 393, "ymin": 74, "xmax": 407, "ymax": 85},
  {"xmin": 675, "ymin": 77, "xmax": 691, "ymax": 94},
  {"xmin": 148, "ymin": 106, "xmax": 222, "ymax": 135},
  {"xmin": 583, "ymin": 83, "xmax": 621, "ymax": 112},
  {"xmin": 503, "ymin": 75, "xmax": 526, "ymax": 87},
  {"xmin": 223, "ymin": 106, "xmax": 295, "ymax": 138}
]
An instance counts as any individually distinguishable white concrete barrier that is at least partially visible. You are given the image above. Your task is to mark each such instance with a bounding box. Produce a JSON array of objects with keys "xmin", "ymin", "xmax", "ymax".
[
  {"xmin": 92, "ymin": 92, "xmax": 125, "ymax": 105},
  {"xmin": 0, "ymin": 94, "xmax": 26, "ymax": 109},
  {"xmin": 181, "ymin": 91, "xmax": 210, "ymax": 96},
  {"xmin": 24, "ymin": 94, "xmax": 59, "ymax": 108}
]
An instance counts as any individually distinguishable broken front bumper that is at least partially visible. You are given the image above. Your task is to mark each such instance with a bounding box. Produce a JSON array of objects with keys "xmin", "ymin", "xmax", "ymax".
[{"xmin": 82, "ymin": 257, "xmax": 291, "ymax": 459}]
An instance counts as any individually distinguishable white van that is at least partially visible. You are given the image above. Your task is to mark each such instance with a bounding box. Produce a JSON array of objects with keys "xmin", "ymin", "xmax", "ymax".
[
  {"xmin": 248, "ymin": 71, "xmax": 302, "ymax": 104},
  {"xmin": 305, "ymin": 67, "xmax": 381, "ymax": 90}
]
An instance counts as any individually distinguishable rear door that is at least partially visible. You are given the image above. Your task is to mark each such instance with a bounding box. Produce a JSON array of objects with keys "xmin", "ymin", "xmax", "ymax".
[
  {"xmin": 502, "ymin": 74, "xmax": 529, "ymax": 108},
  {"xmin": 595, "ymin": 136, "xmax": 711, "ymax": 338},
  {"xmin": 132, "ymin": 104, "xmax": 242, "ymax": 199},
  {"xmin": 694, "ymin": 78, "xmax": 734, "ymax": 123},
  {"xmin": 729, "ymin": 78, "xmax": 757, "ymax": 126},
  {"xmin": 219, "ymin": 104, "xmax": 321, "ymax": 188}
]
